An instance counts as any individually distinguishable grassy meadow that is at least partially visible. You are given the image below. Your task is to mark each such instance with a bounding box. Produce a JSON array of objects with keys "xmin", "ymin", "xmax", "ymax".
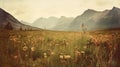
[{"xmin": 0, "ymin": 30, "xmax": 120, "ymax": 67}]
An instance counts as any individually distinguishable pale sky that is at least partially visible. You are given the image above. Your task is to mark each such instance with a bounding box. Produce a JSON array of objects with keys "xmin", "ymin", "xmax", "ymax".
[{"xmin": 0, "ymin": 0, "xmax": 120, "ymax": 23}]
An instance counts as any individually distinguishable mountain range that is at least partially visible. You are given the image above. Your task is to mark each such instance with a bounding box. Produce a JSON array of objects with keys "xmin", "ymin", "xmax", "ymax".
[
  {"xmin": 31, "ymin": 16, "xmax": 74, "ymax": 31},
  {"xmin": 0, "ymin": 7, "xmax": 120, "ymax": 31},
  {"xmin": 30, "ymin": 7, "xmax": 120, "ymax": 31},
  {"xmin": 0, "ymin": 8, "xmax": 40, "ymax": 30},
  {"xmin": 32, "ymin": 17, "xmax": 59, "ymax": 29},
  {"xmin": 68, "ymin": 7, "xmax": 120, "ymax": 31}
]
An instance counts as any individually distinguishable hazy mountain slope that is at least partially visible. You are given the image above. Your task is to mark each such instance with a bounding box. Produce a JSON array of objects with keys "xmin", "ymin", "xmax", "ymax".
[
  {"xmin": 68, "ymin": 7, "xmax": 120, "ymax": 31},
  {"xmin": 32, "ymin": 17, "xmax": 58, "ymax": 29},
  {"xmin": 97, "ymin": 7, "xmax": 120, "ymax": 29},
  {"xmin": 0, "ymin": 8, "xmax": 40, "ymax": 30},
  {"xmin": 52, "ymin": 16, "xmax": 74, "ymax": 31},
  {"xmin": 32, "ymin": 16, "xmax": 74, "ymax": 30}
]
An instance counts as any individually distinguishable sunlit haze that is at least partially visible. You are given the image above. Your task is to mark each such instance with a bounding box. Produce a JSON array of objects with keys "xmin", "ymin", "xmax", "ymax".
[{"xmin": 0, "ymin": 0, "xmax": 120, "ymax": 23}]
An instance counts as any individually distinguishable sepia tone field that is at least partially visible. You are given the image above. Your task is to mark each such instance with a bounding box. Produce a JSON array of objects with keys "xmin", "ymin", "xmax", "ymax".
[{"xmin": 0, "ymin": 30, "xmax": 120, "ymax": 67}]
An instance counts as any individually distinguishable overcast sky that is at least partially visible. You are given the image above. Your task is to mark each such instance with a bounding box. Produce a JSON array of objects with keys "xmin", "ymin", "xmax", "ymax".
[{"xmin": 0, "ymin": 0, "xmax": 120, "ymax": 23}]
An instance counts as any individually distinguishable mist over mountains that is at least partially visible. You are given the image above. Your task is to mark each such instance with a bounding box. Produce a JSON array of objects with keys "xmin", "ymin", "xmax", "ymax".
[
  {"xmin": 32, "ymin": 17, "xmax": 59, "ymax": 29},
  {"xmin": 52, "ymin": 16, "xmax": 74, "ymax": 31},
  {"xmin": 68, "ymin": 7, "xmax": 120, "ymax": 31},
  {"xmin": 0, "ymin": 7, "xmax": 120, "ymax": 31},
  {"xmin": 30, "ymin": 7, "xmax": 120, "ymax": 31},
  {"xmin": 31, "ymin": 16, "xmax": 74, "ymax": 31}
]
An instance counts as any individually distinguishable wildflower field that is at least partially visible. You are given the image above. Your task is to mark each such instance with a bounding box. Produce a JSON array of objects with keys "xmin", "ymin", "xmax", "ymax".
[{"xmin": 0, "ymin": 30, "xmax": 120, "ymax": 67}]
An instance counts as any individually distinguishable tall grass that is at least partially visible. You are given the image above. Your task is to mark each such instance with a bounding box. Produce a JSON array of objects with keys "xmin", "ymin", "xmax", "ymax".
[{"xmin": 0, "ymin": 30, "xmax": 120, "ymax": 67}]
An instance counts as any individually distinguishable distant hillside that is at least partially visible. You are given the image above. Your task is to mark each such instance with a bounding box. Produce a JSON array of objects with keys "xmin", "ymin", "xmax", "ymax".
[
  {"xmin": 32, "ymin": 16, "xmax": 74, "ymax": 30},
  {"xmin": 32, "ymin": 17, "xmax": 59, "ymax": 29},
  {"xmin": 68, "ymin": 7, "xmax": 120, "ymax": 31},
  {"xmin": 52, "ymin": 16, "xmax": 74, "ymax": 31},
  {"xmin": 0, "ymin": 8, "xmax": 40, "ymax": 30}
]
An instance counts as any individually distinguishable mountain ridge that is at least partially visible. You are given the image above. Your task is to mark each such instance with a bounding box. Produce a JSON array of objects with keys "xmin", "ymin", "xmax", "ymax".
[
  {"xmin": 32, "ymin": 16, "xmax": 74, "ymax": 30},
  {"xmin": 1, "ymin": 7, "xmax": 120, "ymax": 31},
  {"xmin": 0, "ymin": 8, "xmax": 40, "ymax": 30},
  {"xmin": 68, "ymin": 7, "xmax": 120, "ymax": 31}
]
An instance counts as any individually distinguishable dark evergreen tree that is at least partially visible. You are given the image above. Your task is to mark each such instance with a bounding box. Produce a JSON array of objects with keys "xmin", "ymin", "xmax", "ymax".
[
  {"xmin": 4, "ymin": 22, "xmax": 13, "ymax": 30},
  {"xmin": 20, "ymin": 26, "xmax": 22, "ymax": 30}
]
